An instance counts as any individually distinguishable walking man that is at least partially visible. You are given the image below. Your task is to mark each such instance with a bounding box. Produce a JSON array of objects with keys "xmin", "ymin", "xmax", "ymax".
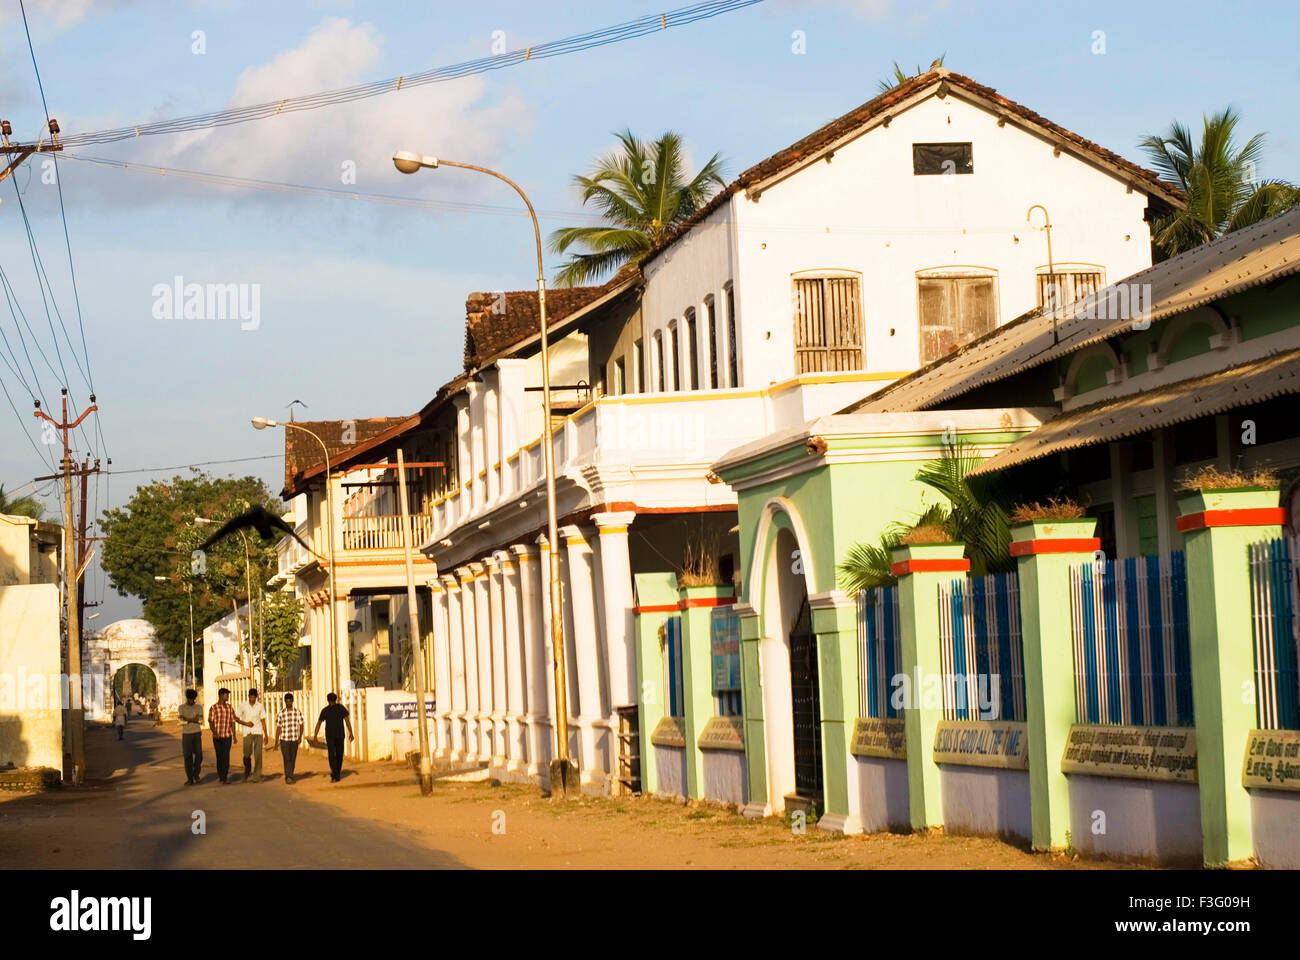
[
  {"xmin": 178, "ymin": 689, "xmax": 204, "ymax": 784},
  {"xmin": 272, "ymin": 693, "xmax": 306, "ymax": 784},
  {"xmin": 208, "ymin": 688, "xmax": 236, "ymax": 783},
  {"xmin": 112, "ymin": 699, "xmax": 127, "ymax": 740},
  {"xmin": 313, "ymin": 692, "xmax": 354, "ymax": 782},
  {"xmin": 236, "ymin": 688, "xmax": 267, "ymax": 782}
]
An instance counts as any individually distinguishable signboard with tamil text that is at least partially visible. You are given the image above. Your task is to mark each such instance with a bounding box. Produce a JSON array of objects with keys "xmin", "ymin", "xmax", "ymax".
[
  {"xmin": 383, "ymin": 695, "xmax": 436, "ymax": 721},
  {"xmin": 1243, "ymin": 728, "xmax": 1300, "ymax": 790},
  {"xmin": 1061, "ymin": 724, "xmax": 1197, "ymax": 782}
]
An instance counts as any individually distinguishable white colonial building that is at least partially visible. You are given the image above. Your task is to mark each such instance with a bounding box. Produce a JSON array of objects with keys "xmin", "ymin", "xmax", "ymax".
[{"xmin": 276, "ymin": 67, "xmax": 1181, "ymax": 794}]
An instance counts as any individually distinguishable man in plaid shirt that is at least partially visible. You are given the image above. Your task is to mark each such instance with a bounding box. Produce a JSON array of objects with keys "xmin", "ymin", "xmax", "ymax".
[
  {"xmin": 207, "ymin": 688, "xmax": 237, "ymax": 784},
  {"xmin": 272, "ymin": 693, "xmax": 306, "ymax": 784}
]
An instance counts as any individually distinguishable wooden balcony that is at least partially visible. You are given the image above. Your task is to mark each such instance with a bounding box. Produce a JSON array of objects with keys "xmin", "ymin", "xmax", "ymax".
[{"xmin": 341, "ymin": 513, "xmax": 435, "ymax": 552}]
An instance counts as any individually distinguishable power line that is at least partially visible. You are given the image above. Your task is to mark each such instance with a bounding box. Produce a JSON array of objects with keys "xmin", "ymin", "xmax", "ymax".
[
  {"xmin": 16, "ymin": 0, "xmax": 106, "ymax": 464},
  {"xmin": 56, "ymin": 1, "xmax": 766, "ymax": 149},
  {"xmin": 107, "ymin": 454, "xmax": 282, "ymax": 476}
]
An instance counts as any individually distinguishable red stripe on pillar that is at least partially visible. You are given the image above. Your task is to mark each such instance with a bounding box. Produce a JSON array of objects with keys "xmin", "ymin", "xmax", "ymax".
[
  {"xmin": 635, "ymin": 603, "xmax": 679, "ymax": 614},
  {"xmin": 890, "ymin": 557, "xmax": 970, "ymax": 576},
  {"xmin": 1175, "ymin": 507, "xmax": 1285, "ymax": 532},
  {"xmin": 1009, "ymin": 537, "xmax": 1101, "ymax": 556}
]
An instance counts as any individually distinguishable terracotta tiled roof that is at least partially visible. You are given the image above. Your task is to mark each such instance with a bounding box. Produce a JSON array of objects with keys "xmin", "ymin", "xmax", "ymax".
[
  {"xmin": 641, "ymin": 68, "xmax": 1185, "ymax": 269},
  {"xmin": 462, "ymin": 264, "xmax": 640, "ymax": 371},
  {"xmin": 282, "ymin": 418, "xmax": 413, "ymax": 496}
]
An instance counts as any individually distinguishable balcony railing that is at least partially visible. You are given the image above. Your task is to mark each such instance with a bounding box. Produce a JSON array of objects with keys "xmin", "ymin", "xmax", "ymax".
[{"xmin": 341, "ymin": 513, "xmax": 435, "ymax": 551}]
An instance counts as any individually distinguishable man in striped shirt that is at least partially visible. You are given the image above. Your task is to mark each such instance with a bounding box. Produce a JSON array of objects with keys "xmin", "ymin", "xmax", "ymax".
[
  {"xmin": 207, "ymin": 688, "xmax": 237, "ymax": 784},
  {"xmin": 272, "ymin": 693, "xmax": 306, "ymax": 784}
]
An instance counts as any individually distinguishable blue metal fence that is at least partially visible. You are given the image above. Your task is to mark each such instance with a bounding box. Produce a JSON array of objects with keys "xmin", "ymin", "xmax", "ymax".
[
  {"xmin": 1068, "ymin": 553, "xmax": 1193, "ymax": 726},
  {"xmin": 937, "ymin": 572, "xmax": 1026, "ymax": 722},
  {"xmin": 1248, "ymin": 537, "xmax": 1300, "ymax": 730},
  {"xmin": 857, "ymin": 586, "xmax": 901, "ymax": 719},
  {"xmin": 663, "ymin": 615, "xmax": 684, "ymax": 718}
]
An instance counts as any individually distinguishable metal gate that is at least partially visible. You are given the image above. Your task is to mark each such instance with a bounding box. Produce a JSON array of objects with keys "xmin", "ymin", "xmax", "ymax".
[{"xmin": 789, "ymin": 597, "xmax": 823, "ymax": 804}]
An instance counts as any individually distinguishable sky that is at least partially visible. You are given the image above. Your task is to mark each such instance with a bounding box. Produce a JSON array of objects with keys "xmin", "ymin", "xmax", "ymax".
[{"xmin": 1, "ymin": 0, "xmax": 1297, "ymax": 623}]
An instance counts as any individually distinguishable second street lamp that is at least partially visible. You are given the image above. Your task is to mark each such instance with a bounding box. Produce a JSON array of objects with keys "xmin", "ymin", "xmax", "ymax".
[
  {"xmin": 392, "ymin": 149, "xmax": 578, "ymax": 796},
  {"xmin": 252, "ymin": 417, "xmax": 341, "ymax": 699}
]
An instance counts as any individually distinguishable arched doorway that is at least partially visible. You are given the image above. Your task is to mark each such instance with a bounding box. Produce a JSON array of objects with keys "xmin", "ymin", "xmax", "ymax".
[
  {"xmin": 83, "ymin": 619, "xmax": 184, "ymax": 720},
  {"xmin": 112, "ymin": 663, "xmax": 158, "ymax": 706},
  {"xmin": 753, "ymin": 502, "xmax": 823, "ymax": 816}
]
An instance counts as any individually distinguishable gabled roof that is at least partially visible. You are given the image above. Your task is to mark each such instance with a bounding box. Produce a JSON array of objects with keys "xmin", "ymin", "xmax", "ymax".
[
  {"xmin": 641, "ymin": 67, "xmax": 1184, "ymax": 270},
  {"xmin": 462, "ymin": 263, "xmax": 641, "ymax": 371},
  {"xmin": 849, "ymin": 205, "xmax": 1300, "ymax": 415},
  {"xmin": 282, "ymin": 417, "xmax": 417, "ymax": 498}
]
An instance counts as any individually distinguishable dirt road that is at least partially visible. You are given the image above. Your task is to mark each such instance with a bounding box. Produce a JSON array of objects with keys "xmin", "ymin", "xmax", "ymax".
[{"xmin": 0, "ymin": 721, "xmax": 1122, "ymax": 869}]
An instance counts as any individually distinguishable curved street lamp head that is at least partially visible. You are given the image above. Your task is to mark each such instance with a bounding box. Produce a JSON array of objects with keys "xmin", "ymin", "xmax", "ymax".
[
  {"xmin": 251, "ymin": 417, "xmax": 278, "ymax": 430},
  {"xmin": 393, "ymin": 150, "xmax": 438, "ymax": 174}
]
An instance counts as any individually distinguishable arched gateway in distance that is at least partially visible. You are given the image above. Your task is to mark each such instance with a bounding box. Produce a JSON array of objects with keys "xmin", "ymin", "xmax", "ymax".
[{"xmin": 82, "ymin": 619, "xmax": 184, "ymax": 721}]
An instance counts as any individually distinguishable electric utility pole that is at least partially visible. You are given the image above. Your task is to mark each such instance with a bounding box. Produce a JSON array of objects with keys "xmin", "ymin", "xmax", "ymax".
[
  {"xmin": 1, "ymin": 118, "xmax": 62, "ymax": 188},
  {"xmin": 34, "ymin": 388, "xmax": 97, "ymax": 785}
]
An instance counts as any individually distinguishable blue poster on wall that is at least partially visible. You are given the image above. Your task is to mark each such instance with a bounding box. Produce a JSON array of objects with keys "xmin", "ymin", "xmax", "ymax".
[{"xmin": 711, "ymin": 606, "xmax": 741, "ymax": 694}]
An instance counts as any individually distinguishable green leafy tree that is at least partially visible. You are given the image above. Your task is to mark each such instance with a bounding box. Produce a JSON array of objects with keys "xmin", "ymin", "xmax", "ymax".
[
  {"xmin": 99, "ymin": 470, "xmax": 283, "ymax": 660},
  {"xmin": 1140, "ymin": 108, "xmax": 1300, "ymax": 260},
  {"xmin": 0, "ymin": 483, "xmax": 46, "ymax": 520},
  {"xmin": 877, "ymin": 55, "xmax": 945, "ymax": 93},
  {"xmin": 261, "ymin": 588, "xmax": 304, "ymax": 689},
  {"xmin": 548, "ymin": 129, "xmax": 727, "ymax": 287}
]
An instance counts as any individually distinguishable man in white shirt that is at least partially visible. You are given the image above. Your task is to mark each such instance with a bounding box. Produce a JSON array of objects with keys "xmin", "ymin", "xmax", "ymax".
[
  {"xmin": 235, "ymin": 688, "xmax": 267, "ymax": 783},
  {"xmin": 113, "ymin": 701, "xmax": 127, "ymax": 740}
]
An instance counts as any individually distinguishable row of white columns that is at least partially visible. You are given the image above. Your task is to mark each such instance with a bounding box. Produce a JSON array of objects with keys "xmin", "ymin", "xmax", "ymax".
[{"xmin": 426, "ymin": 511, "xmax": 637, "ymax": 791}]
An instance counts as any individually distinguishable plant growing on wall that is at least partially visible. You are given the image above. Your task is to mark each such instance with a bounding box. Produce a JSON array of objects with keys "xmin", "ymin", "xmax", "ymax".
[
  {"xmin": 679, "ymin": 527, "xmax": 726, "ymax": 587},
  {"xmin": 1178, "ymin": 465, "xmax": 1278, "ymax": 490},
  {"xmin": 837, "ymin": 441, "xmax": 1016, "ymax": 593},
  {"xmin": 351, "ymin": 653, "xmax": 383, "ymax": 688}
]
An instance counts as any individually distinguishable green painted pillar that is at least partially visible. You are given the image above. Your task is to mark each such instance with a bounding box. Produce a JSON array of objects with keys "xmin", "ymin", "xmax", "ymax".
[
  {"xmin": 1011, "ymin": 517, "xmax": 1098, "ymax": 851},
  {"xmin": 738, "ymin": 604, "xmax": 768, "ymax": 816},
  {"xmin": 811, "ymin": 591, "xmax": 862, "ymax": 834},
  {"xmin": 892, "ymin": 542, "xmax": 968, "ymax": 831},
  {"xmin": 679, "ymin": 584, "xmax": 734, "ymax": 799},
  {"xmin": 633, "ymin": 572, "xmax": 679, "ymax": 797},
  {"xmin": 1177, "ymin": 486, "xmax": 1283, "ymax": 867}
]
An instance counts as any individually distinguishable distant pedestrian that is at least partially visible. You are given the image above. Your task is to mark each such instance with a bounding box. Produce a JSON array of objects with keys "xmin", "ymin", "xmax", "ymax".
[
  {"xmin": 313, "ymin": 692, "xmax": 354, "ymax": 782},
  {"xmin": 178, "ymin": 689, "xmax": 204, "ymax": 785},
  {"xmin": 272, "ymin": 693, "xmax": 306, "ymax": 784},
  {"xmin": 112, "ymin": 700, "xmax": 127, "ymax": 740},
  {"xmin": 208, "ymin": 688, "xmax": 237, "ymax": 783},
  {"xmin": 236, "ymin": 688, "xmax": 267, "ymax": 782}
]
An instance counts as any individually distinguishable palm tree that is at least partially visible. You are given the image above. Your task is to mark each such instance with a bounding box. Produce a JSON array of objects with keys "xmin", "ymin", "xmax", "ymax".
[
  {"xmin": 836, "ymin": 442, "xmax": 1014, "ymax": 593},
  {"xmin": 877, "ymin": 55, "xmax": 945, "ymax": 94},
  {"xmin": 0, "ymin": 484, "xmax": 45, "ymax": 520},
  {"xmin": 548, "ymin": 130, "xmax": 726, "ymax": 287},
  {"xmin": 1140, "ymin": 108, "xmax": 1300, "ymax": 260}
]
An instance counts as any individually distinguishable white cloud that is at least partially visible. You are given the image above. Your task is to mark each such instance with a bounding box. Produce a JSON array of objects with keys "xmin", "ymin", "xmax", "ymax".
[
  {"xmin": 0, "ymin": 0, "xmax": 129, "ymax": 30},
  {"xmin": 63, "ymin": 16, "xmax": 530, "ymax": 210}
]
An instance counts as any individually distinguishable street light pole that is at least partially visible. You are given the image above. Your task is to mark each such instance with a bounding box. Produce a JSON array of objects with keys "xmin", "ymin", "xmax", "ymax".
[
  {"xmin": 396, "ymin": 447, "xmax": 433, "ymax": 793},
  {"xmin": 392, "ymin": 150, "xmax": 578, "ymax": 796},
  {"xmin": 253, "ymin": 418, "xmax": 340, "ymax": 698}
]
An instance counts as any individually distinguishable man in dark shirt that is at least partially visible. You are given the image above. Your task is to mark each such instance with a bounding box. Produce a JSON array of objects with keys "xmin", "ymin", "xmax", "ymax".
[{"xmin": 313, "ymin": 693, "xmax": 354, "ymax": 782}]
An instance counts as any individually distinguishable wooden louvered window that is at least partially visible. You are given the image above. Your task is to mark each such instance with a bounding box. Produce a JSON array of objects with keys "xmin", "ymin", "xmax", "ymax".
[
  {"xmin": 725, "ymin": 284, "xmax": 738, "ymax": 387},
  {"xmin": 792, "ymin": 274, "xmax": 863, "ymax": 374},
  {"xmin": 917, "ymin": 274, "xmax": 996, "ymax": 364}
]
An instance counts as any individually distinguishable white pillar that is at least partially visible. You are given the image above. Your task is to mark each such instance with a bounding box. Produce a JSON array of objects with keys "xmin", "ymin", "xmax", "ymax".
[
  {"xmin": 501, "ymin": 549, "xmax": 526, "ymax": 775},
  {"xmin": 486, "ymin": 553, "xmax": 508, "ymax": 774},
  {"xmin": 430, "ymin": 580, "xmax": 452, "ymax": 758},
  {"xmin": 514, "ymin": 542, "xmax": 547, "ymax": 777},
  {"xmin": 562, "ymin": 523, "xmax": 605, "ymax": 788},
  {"xmin": 334, "ymin": 589, "xmax": 351, "ymax": 694},
  {"xmin": 592, "ymin": 511, "xmax": 637, "ymax": 709},
  {"xmin": 467, "ymin": 381, "xmax": 485, "ymax": 512},
  {"xmin": 442, "ymin": 574, "xmax": 466, "ymax": 759},
  {"xmin": 536, "ymin": 534, "xmax": 558, "ymax": 773},
  {"xmin": 484, "ymin": 369, "xmax": 501, "ymax": 504},
  {"xmin": 472, "ymin": 562, "xmax": 492, "ymax": 759},
  {"xmin": 457, "ymin": 566, "xmax": 481, "ymax": 758},
  {"xmin": 454, "ymin": 395, "xmax": 472, "ymax": 522}
]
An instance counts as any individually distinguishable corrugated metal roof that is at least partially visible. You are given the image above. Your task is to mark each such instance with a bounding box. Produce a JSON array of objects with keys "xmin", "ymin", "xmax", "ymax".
[
  {"xmin": 968, "ymin": 347, "xmax": 1300, "ymax": 476},
  {"xmin": 852, "ymin": 206, "xmax": 1300, "ymax": 414}
]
